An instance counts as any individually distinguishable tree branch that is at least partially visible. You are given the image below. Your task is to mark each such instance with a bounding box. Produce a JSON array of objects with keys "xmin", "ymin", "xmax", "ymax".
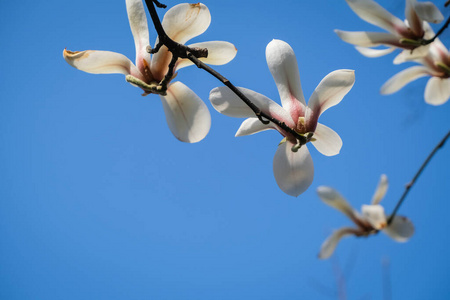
[{"xmin": 420, "ymin": 15, "xmax": 450, "ymax": 45}]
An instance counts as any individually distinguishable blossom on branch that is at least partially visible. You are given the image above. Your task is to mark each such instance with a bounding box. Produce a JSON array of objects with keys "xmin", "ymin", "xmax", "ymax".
[
  {"xmin": 63, "ymin": 0, "xmax": 237, "ymax": 143},
  {"xmin": 210, "ymin": 39, "xmax": 355, "ymax": 197},
  {"xmin": 317, "ymin": 175, "xmax": 414, "ymax": 259},
  {"xmin": 335, "ymin": 0, "xmax": 443, "ymax": 60},
  {"xmin": 381, "ymin": 38, "xmax": 450, "ymax": 105}
]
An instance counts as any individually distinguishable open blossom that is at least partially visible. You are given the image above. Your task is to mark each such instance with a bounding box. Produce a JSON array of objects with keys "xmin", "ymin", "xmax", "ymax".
[
  {"xmin": 381, "ymin": 38, "xmax": 450, "ymax": 105},
  {"xmin": 317, "ymin": 175, "xmax": 414, "ymax": 259},
  {"xmin": 335, "ymin": 0, "xmax": 444, "ymax": 60},
  {"xmin": 210, "ymin": 39, "xmax": 355, "ymax": 197},
  {"xmin": 63, "ymin": 0, "xmax": 237, "ymax": 143}
]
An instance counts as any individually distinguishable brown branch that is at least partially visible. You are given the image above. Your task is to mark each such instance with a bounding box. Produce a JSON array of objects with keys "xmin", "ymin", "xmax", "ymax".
[
  {"xmin": 420, "ymin": 15, "xmax": 450, "ymax": 45},
  {"xmin": 387, "ymin": 130, "xmax": 450, "ymax": 225},
  {"xmin": 143, "ymin": 0, "xmax": 308, "ymax": 145}
]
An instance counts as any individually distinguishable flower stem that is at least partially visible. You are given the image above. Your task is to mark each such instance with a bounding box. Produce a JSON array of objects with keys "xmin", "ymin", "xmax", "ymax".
[{"xmin": 387, "ymin": 130, "xmax": 450, "ymax": 225}]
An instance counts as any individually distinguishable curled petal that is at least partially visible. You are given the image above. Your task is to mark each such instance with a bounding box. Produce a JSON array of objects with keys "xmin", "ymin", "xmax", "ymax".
[
  {"xmin": 235, "ymin": 118, "xmax": 275, "ymax": 137},
  {"xmin": 126, "ymin": 0, "xmax": 151, "ymax": 72},
  {"xmin": 345, "ymin": 0, "xmax": 406, "ymax": 34},
  {"xmin": 355, "ymin": 46, "xmax": 395, "ymax": 57},
  {"xmin": 310, "ymin": 123, "xmax": 342, "ymax": 156},
  {"xmin": 63, "ymin": 49, "xmax": 142, "ymax": 78},
  {"xmin": 266, "ymin": 39, "xmax": 306, "ymax": 121},
  {"xmin": 176, "ymin": 41, "xmax": 237, "ymax": 70},
  {"xmin": 371, "ymin": 174, "xmax": 388, "ymax": 205},
  {"xmin": 414, "ymin": 1, "xmax": 444, "ymax": 24},
  {"xmin": 209, "ymin": 87, "xmax": 295, "ymax": 127},
  {"xmin": 380, "ymin": 66, "xmax": 429, "ymax": 94},
  {"xmin": 383, "ymin": 216, "xmax": 415, "ymax": 242},
  {"xmin": 318, "ymin": 227, "xmax": 359, "ymax": 259},
  {"xmin": 160, "ymin": 81, "xmax": 211, "ymax": 143},
  {"xmin": 273, "ymin": 142, "xmax": 314, "ymax": 197},
  {"xmin": 424, "ymin": 77, "xmax": 450, "ymax": 106},
  {"xmin": 405, "ymin": 0, "xmax": 424, "ymax": 37},
  {"xmin": 317, "ymin": 186, "xmax": 357, "ymax": 221},
  {"xmin": 361, "ymin": 204, "xmax": 387, "ymax": 230},
  {"xmin": 335, "ymin": 30, "xmax": 400, "ymax": 47}
]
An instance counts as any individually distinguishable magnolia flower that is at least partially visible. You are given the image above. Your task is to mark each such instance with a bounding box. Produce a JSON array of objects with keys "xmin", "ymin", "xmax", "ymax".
[
  {"xmin": 381, "ymin": 38, "xmax": 450, "ymax": 105},
  {"xmin": 317, "ymin": 175, "xmax": 414, "ymax": 259},
  {"xmin": 209, "ymin": 39, "xmax": 355, "ymax": 197},
  {"xmin": 335, "ymin": 0, "xmax": 444, "ymax": 60},
  {"xmin": 63, "ymin": 0, "xmax": 237, "ymax": 143}
]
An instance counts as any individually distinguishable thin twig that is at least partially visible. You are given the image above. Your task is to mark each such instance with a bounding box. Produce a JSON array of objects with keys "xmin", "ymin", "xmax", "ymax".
[
  {"xmin": 387, "ymin": 130, "xmax": 450, "ymax": 224},
  {"xmin": 143, "ymin": 0, "xmax": 309, "ymax": 145},
  {"xmin": 421, "ymin": 15, "xmax": 450, "ymax": 45}
]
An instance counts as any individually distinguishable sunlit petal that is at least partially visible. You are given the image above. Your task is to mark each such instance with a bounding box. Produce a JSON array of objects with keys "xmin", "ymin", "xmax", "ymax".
[
  {"xmin": 380, "ymin": 66, "xmax": 429, "ymax": 94},
  {"xmin": 371, "ymin": 174, "xmax": 388, "ymax": 205},
  {"xmin": 414, "ymin": 1, "xmax": 444, "ymax": 24},
  {"xmin": 361, "ymin": 204, "xmax": 387, "ymax": 230},
  {"xmin": 126, "ymin": 0, "xmax": 151, "ymax": 72},
  {"xmin": 335, "ymin": 30, "xmax": 400, "ymax": 47},
  {"xmin": 355, "ymin": 46, "xmax": 395, "ymax": 57},
  {"xmin": 393, "ymin": 46, "xmax": 430, "ymax": 64},
  {"xmin": 318, "ymin": 227, "xmax": 359, "ymax": 259},
  {"xmin": 160, "ymin": 81, "xmax": 211, "ymax": 143},
  {"xmin": 424, "ymin": 77, "xmax": 450, "ymax": 106},
  {"xmin": 273, "ymin": 142, "xmax": 314, "ymax": 197},
  {"xmin": 235, "ymin": 118, "xmax": 275, "ymax": 137},
  {"xmin": 266, "ymin": 39, "xmax": 306, "ymax": 121},
  {"xmin": 176, "ymin": 41, "xmax": 237, "ymax": 70},
  {"xmin": 310, "ymin": 123, "xmax": 342, "ymax": 156},
  {"xmin": 317, "ymin": 186, "xmax": 357, "ymax": 220},
  {"xmin": 383, "ymin": 216, "xmax": 415, "ymax": 242}
]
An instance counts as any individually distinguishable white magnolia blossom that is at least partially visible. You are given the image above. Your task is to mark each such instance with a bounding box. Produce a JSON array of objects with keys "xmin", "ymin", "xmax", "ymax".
[
  {"xmin": 64, "ymin": 1, "xmax": 237, "ymax": 143},
  {"xmin": 210, "ymin": 39, "xmax": 355, "ymax": 197},
  {"xmin": 335, "ymin": 0, "xmax": 444, "ymax": 60},
  {"xmin": 317, "ymin": 175, "xmax": 414, "ymax": 259},
  {"xmin": 381, "ymin": 38, "xmax": 450, "ymax": 105}
]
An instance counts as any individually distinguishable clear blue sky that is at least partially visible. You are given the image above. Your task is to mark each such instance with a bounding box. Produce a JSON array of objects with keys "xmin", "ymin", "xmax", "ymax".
[{"xmin": 1, "ymin": 0, "xmax": 449, "ymax": 299}]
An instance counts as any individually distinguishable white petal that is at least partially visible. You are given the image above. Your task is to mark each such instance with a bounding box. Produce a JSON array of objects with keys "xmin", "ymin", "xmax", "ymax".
[
  {"xmin": 424, "ymin": 77, "xmax": 450, "ymax": 106},
  {"xmin": 405, "ymin": 0, "xmax": 424, "ymax": 37},
  {"xmin": 307, "ymin": 69, "xmax": 355, "ymax": 118},
  {"xmin": 361, "ymin": 204, "xmax": 387, "ymax": 230},
  {"xmin": 335, "ymin": 30, "xmax": 400, "ymax": 47},
  {"xmin": 273, "ymin": 142, "xmax": 314, "ymax": 197},
  {"xmin": 175, "ymin": 41, "xmax": 237, "ymax": 70},
  {"xmin": 345, "ymin": 0, "xmax": 406, "ymax": 34},
  {"xmin": 380, "ymin": 66, "xmax": 430, "ymax": 94},
  {"xmin": 63, "ymin": 49, "xmax": 142, "ymax": 78},
  {"xmin": 318, "ymin": 227, "xmax": 358, "ymax": 259},
  {"xmin": 209, "ymin": 87, "xmax": 295, "ymax": 126},
  {"xmin": 371, "ymin": 174, "xmax": 388, "ymax": 205},
  {"xmin": 266, "ymin": 39, "xmax": 306, "ymax": 120},
  {"xmin": 235, "ymin": 118, "xmax": 275, "ymax": 137},
  {"xmin": 160, "ymin": 81, "xmax": 211, "ymax": 143},
  {"xmin": 383, "ymin": 216, "xmax": 415, "ymax": 242},
  {"xmin": 414, "ymin": 1, "xmax": 444, "ymax": 24},
  {"xmin": 393, "ymin": 46, "xmax": 430, "ymax": 64},
  {"xmin": 126, "ymin": 0, "xmax": 151, "ymax": 72},
  {"xmin": 355, "ymin": 46, "xmax": 395, "ymax": 57},
  {"xmin": 317, "ymin": 186, "xmax": 357, "ymax": 221},
  {"xmin": 310, "ymin": 123, "xmax": 342, "ymax": 156}
]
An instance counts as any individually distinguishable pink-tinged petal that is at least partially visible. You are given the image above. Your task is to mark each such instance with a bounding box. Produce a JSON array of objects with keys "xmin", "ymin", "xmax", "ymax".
[
  {"xmin": 235, "ymin": 118, "xmax": 275, "ymax": 137},
  {"xmin": 209, "ymin": 86, "xmax": 295, "ymax": 126},
  {"xmin": 126, "ymin": 0, "xmax": 151, "ymax": 74},
  {"xmin": 317, "ymin": 186, "xmax": 358, "ymax": 221},
  {"xmin": 266, "ymin": 39, "xmax": 306, "ymax": 121},
  {"xmin": 414, "ymin": 1, "xmax": 444, "ymax": 24},
  {"xmin": 361, "ymin": 204, "xmax": 387, "ymax": 230},
  {"xmin": 355, "ymin": 46, "xmax": 396, "ymax": 57},
  {"xmin": 160, "ymin": 81, "xmax": 211, "ymax": 143},
  {"xmin": 63, "ymin": 49, "xmax": 143, "ymax": 78},
  {"xmin": 310, "ymin": 123, "xmax": 342, "ymax": 156},
  {"xmin": 345, "ymin": 0, "xmax": 407, "ymax": 34},
  {"xmin": 405, "ymin": 0, "xmax": 424, "ymax": 37},
  {"xmin": 371, "ymin": 174, "xmax": 388, "ymax": 205},
  {"xmin": 273, "ymin": 142, "xmax": 314, "ymax": 197},
  {"xmin": 318, "ymin": 227, "xmax": 359, "ymax": 259},
  {"xmin": 383, "ymin": 216, "xmax": 414, "ymax": 242},
  {"xmin": 380, "ymin": 66, "xmax": 429, "ymax": 94},
  {"xmin": 305, "ymin": 70, "xmax": 354, "ymax": 131},
  {"xmin": 424, "ymin": 77, "xmax": 450, "ymax": 106},
  {"xmin": 335, "ymin": 30, "xmax": 400, "ymax": 47},
  {"xmin": 151, "ymin": 3, "xmax": 211, "ymax": 80},
  {"xmin": 175, "ymin": 41, "xmax": 237, "ymax": 70}
]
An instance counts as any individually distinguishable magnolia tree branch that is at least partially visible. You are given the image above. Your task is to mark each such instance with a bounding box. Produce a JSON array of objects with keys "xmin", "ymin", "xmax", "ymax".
[
  {"xmin": 143, "ymin": 0, "xmax": 308, "ymax": 145},
  {"xmin": 421, "ymin": 14, "xmax": 450, "ymax": 45},
  {"xmin": 387, "ymin": 130, "xmax": 450, "ymax": 225}
]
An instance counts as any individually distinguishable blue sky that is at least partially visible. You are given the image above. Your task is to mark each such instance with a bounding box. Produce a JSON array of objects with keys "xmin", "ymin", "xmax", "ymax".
[{"xmin": 1, "ymin": 0, "xmax": 449, "ymax": 299}]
